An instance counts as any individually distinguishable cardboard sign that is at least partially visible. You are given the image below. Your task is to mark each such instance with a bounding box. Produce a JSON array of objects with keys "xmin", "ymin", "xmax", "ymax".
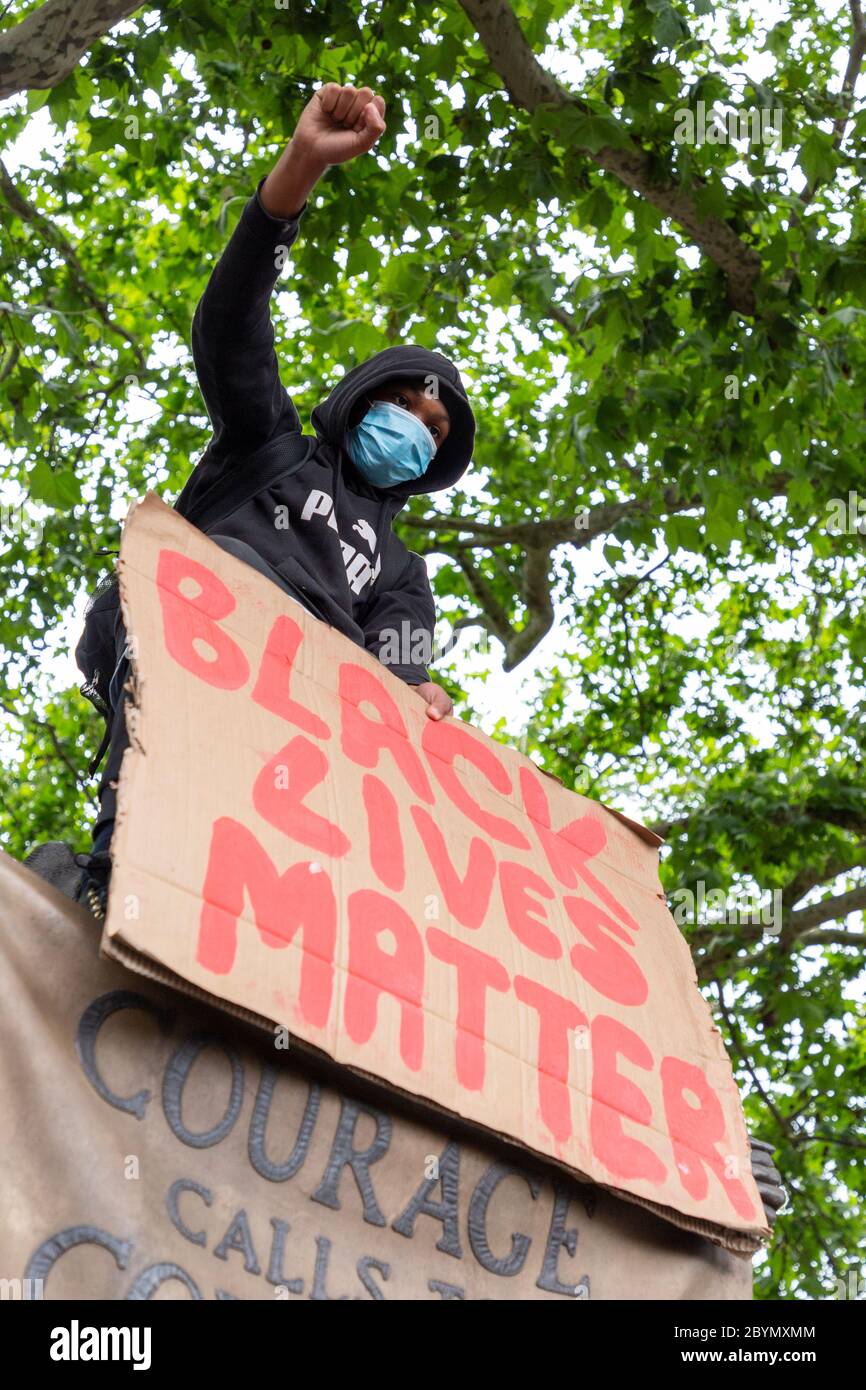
[
  {"xmin": 104, "ymin": 494, "xmax": 767, "ymax": 1252},
  {"xmin": 0, "ymin": 855, "xmax": 752, "ymax": 1301}
]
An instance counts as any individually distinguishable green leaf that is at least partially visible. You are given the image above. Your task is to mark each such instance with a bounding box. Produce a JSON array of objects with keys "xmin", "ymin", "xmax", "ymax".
[
  {"xmin": 379, "ymin": 255, "xmax": 418, "ymax": 301},
  {"xmin": 28, "ymin": 463, "xmax": 82, "ymax": 510},
  {"xmin": 346, "ymin": 241, "xmax": 378, "ymax": 277},
  {"xmin": 665, "ymin": 515, "xmax": 704, "ymax": 552},
  {"xmin": 564, "ymin": 109, "xmax": 633, "ymax": 153},
  {"xmin": 653, "ymin": 4, "xmax": 689, "ymax": 48},
  {"xmin": 87, "ymin": 119, "xmax": 121, "ymax": 155},
  {"xmin": 798, "ymin": 130, "xmax": 838, "ymax": 187},
  {"xmin": 787, "ymin": 476, "xmax": 814, "ymax": 509},
  {"xmin": 582, "ymin": 185, "xmax": 614, "ymax": 230}
]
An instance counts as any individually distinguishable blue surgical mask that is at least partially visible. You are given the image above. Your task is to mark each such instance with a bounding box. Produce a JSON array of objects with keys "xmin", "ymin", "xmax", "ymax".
[{"xmin": 346, "ymin": 399, "xmax": 436, "ymax": 487}]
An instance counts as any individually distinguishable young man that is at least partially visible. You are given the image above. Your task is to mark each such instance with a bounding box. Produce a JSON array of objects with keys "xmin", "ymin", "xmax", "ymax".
[{"xmin": 75, "ymin": 83, "xmax": 476, "ymax": 917}]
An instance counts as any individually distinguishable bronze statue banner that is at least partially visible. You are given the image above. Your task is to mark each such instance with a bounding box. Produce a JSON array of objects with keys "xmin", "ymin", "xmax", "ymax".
[{"xmin": 0, "ymin": 854, "xmax": 751, "ymax": 1301}]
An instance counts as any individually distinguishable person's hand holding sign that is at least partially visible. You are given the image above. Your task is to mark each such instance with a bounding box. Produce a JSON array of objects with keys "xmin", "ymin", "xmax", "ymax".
[{"xmin": 411, "ymin": 680, "xmax": 454, "ymax": 721}]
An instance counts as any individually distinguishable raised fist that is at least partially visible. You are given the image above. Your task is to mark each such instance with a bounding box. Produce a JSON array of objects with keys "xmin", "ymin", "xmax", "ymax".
[{"xmin": 291, "ymin": 83, "xmax": 386, "ymax": 170}]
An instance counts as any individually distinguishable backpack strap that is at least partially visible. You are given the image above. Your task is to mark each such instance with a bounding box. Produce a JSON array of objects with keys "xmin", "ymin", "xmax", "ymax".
[
  {"xmin": 87, "ymin": 722, "xmax": 113, "ymax": 779},
  {"xmin": 176, "ymin": 430, "xmax": 317, "ymax": 533}
]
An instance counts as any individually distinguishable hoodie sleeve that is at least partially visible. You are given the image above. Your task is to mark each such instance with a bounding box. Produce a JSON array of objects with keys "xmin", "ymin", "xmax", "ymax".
[
  {"xmin": 360, "ymin": 550, "xmax": 436, "ymax": 686},
  {"xmin": 191, "ymin": 176, "xmax": 306, "ymax": 459}
]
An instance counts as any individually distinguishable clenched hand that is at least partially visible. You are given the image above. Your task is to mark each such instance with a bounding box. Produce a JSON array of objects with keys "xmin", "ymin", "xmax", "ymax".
[
  {"xmin": 261, "ymin": 83, "xmax": 386, "ymax": 218},
  {"xmin": 292, "ymin": 83, "xmax": 386, "ymax": 171}
]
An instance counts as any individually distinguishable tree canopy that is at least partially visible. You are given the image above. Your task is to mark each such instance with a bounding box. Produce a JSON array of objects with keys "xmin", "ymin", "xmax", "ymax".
[{"xmin": 0, "ymin": 0, "xmax": 864, "ymax": 1299}]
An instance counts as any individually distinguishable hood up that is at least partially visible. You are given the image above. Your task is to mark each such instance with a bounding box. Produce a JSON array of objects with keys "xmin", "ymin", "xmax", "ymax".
[{"xmin": 309, "ymin": 344, "xmax": 475, "ymax": 504}]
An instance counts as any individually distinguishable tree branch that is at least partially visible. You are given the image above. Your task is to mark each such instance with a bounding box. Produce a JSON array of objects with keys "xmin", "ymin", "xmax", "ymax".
[
  {"xmin": 507, "ymin": 542, "xmax": 555, "ymax": 668},
  {"xmin": 403, "ymin": 467, "xmax": 789, "ymax": 668},
  {"xmin": 785, "ymin": 882, "xmax": 866, "ymax": 940},
  {"xmin": 401, "ymin": 489, "xmax": 701, "ymax": 550},
  {"xmin": 715, "ymin": 983, "xmax": 793, "ymax": 1138},
  {"xmin": 0, "ymin": 0, "xmax": 144, "ymax": 102},
  {"xmin": 458, "ymin": 0, "xmax": 762, "ymax": 313},
  {"xmin": 797, "ymin": 927, "xmax": 865, "ymax": 948},
  {"xmin": 453, "ymin": 552, "xmax": 514, "ymax": 648},
  {"xmin": 781, "ymin": 853, "xmax": 866, "ymax": 916},
  {"xmin": 0, "ymin": 158, "xmax": 145, "ymax": 368},
  {"xmin": 695, "ymin": 882, "xmax": 866, "ymax": 980},
  {"xmin": 806, "ymin": 1131, "xmax": 866, "ymax": 1152},
  {"xmin": 654, "ymin": 798, "xmax": 866, "ymax": 844},
  {"xmin": 404, "ymin": 491, "xmax": 695, "ymax": 667},
  {"xmin": 833, "ymin": 0, "xmax": 866, "ymax": 147},
  {"xmin": 792, "ymin": 0, "xmax": 866, "ymax": 219},
  {"xmin": 0, "ymin": 698, "xmax": 81, "ymax": 786}
]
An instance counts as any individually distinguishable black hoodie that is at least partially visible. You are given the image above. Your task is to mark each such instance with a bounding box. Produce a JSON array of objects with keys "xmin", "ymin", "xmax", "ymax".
[{"xmin": 180, "ymin": 178, "xmax": 475, "ymax": 685}]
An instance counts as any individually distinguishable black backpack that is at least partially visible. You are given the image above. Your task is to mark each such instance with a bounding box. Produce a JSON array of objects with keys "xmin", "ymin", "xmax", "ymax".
[{"xmin": 75, "ymin": 431, "xmax": 316, "ymax": 774}]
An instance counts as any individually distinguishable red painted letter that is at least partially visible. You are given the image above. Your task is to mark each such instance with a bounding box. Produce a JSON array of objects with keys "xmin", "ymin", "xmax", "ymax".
[
  {"xmin": 254, "ymin": 737, "xmax": 350, "ymax": 858},
  {"xmin": 564, "ymin": 896, "xmax": 647, "ymax": 1006},
  {"xmin": 427, "ymin": 928, "xmax": 510, "ymax": 1090},
  {"xmin": 197, "ymin": 817, "xmax": 335, "ymax": 1028},
  {"xmin": 157, "ymin": 548, "xmax": 249, "ymax": 689},
  {"xmin": 590, "ymin": 1015, "xmax": 666, "ymax": 1184},
  {"xmin": 363, "ymin": 774, "xmax": 405, "ymax": 892},
  {"xmin": 661, "ymin": 1056, "xmax": 756, "ymax": 1221},
  {"xmin": 339, "ymin": 662, "xmax": 433, "ymax": 802},
  {"xmin": 251, "ymin": 614, "xmax": 330, "ymax": 740},
  {"xmin": 345, "ymin": 889, "xmax": 425, "ymax": 1071},
  {"xmin": 513, "ymin": 975, "xmax": 586, "ymax": 1144},
  {"xmin": 423, "ymin": 721, "xmax": 530, "ymax": 850},
  {"xmin": 412, "ymin": 805, "xmax": 496, "ymax": 930},
  {"xmin": 499, "ymin": 861, "xmax": 562, "ymax": 959},
  {"xmin": 520, "ymin": 767, "xmax": 639, "ymax": 932}
]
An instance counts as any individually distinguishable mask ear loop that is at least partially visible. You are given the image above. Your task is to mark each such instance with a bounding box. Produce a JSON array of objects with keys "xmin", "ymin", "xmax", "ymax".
[{"xmin": 347, "ymin": 395, "xmax": 374, "ymax": 436}]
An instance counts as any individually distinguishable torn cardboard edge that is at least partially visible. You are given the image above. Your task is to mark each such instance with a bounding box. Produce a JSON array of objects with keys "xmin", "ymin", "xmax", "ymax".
[
  {"xmin": 106, "ymin": 495, "xmax": 767, "ymax": 1257},
  {"xmin": 535, "ymin": 765, "xmax": 665, "ymax": 850}
]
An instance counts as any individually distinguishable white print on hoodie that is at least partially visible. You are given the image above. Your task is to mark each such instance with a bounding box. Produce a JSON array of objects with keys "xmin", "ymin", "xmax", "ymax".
[{"xmin": 301, "ymin": 488, "xmax": 383, "ymax": 595}]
